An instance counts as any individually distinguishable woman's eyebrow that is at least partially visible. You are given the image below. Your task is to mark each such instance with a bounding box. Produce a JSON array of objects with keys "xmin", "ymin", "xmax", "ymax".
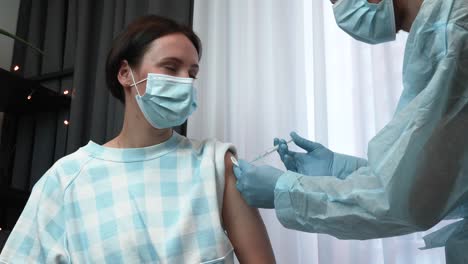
[
  {"xmin": 159, "ymin": 57, "xmax": 183, "ymax": 64},
  {"xmin": 160, "ymin": 57, "xmax": 199, "ymax": 68}
]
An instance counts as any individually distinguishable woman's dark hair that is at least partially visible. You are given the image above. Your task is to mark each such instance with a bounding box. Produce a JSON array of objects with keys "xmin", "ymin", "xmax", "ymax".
[{"xmin": 105, "ymin": 15, "xmax": 202, "ymax": 104}]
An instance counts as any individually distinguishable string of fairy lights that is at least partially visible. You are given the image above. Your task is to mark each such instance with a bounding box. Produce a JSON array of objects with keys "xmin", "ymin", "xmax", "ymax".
[{"xmin": 12, "ymin": 65, "xmax": 71, "ymax": 126}]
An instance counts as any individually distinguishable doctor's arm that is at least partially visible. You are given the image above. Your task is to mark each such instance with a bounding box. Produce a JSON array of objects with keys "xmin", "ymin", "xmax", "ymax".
[{"xmin": 274, "ymin": 51, "xmax": 468, "ymax": 240}]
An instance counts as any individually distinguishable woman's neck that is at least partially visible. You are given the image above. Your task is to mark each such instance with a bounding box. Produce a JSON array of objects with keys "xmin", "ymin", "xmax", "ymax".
[{"xmin": 105, "ymin": 102, "xmax": 173, "ymax": 149}]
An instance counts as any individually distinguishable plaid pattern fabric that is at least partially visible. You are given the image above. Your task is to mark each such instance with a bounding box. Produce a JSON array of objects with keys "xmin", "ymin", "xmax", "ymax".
[{"xmin": 0, "ymin": 133, "xmax": 235, "ymax": 263}]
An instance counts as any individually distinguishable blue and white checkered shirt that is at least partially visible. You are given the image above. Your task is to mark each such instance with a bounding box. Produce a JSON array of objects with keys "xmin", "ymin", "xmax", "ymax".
[{"xmin": 0, "ymin": 132, "xmax": 236, "ymax": 263}]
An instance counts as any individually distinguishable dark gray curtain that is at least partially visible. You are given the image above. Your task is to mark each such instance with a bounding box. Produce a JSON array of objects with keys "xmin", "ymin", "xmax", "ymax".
[{"xmin": 1, "ymin": 0, "xmax": 193, "ymax": 226}]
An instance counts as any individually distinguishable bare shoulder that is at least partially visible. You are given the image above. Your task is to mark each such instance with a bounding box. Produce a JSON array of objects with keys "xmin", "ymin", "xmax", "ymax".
[
  {"xmin": 224, "ymin": 151, "xmax": 235, "ymax": 178},
  {"xmin": 221, "ymin": 151, "xmax": 275, "ymax": 263}
]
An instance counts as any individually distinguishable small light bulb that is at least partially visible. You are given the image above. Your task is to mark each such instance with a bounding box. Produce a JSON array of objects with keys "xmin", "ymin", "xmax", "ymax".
[
  {"xmin": 13, "ymin": 65, "xmax": 20, "ymax": 71},
  {"xmin": 63, "ymin": 90, "xmax": 69, "ymax": 95},
  {"xmin": 27, "ymin": 95, "xmax": 32, "ymax": 100},
  {"xmin": 64, "ymin": 120, "xmax": 69, "ymax": 125}
]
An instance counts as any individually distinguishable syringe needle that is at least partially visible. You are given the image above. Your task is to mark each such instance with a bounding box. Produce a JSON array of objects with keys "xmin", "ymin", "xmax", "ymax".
[
  {"xmin": 250, "ymin": 139, "xmax": 293, "ymax": 163},
  {"xmin": 264, "ymin": 139, "xmax": 293, "ymax": 156}
]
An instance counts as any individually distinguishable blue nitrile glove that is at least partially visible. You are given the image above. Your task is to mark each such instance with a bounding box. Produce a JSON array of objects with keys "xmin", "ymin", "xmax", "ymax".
[
  {"xmin": 233, "ymin": 159, "xmax": 284, "ymax": 209},
  {"xmin": 275, "ymin": 132, "xmax": 368, "ymax": 179}
]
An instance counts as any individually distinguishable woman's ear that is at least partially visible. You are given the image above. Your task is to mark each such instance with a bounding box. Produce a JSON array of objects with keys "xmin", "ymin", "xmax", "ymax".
[{"xmin": 117, "ymin": 60, "xmax": 132, "ymax": 89}]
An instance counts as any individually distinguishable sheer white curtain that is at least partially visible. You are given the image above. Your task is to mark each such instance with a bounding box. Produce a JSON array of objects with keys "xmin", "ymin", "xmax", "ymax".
[{"xmin": 190, "ymin": 1, "xmax": 447, "ymax": 263}]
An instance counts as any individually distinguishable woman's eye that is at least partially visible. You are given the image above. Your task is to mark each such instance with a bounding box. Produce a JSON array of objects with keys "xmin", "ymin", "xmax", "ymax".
[{"xmin": 163, "ymin": 65, "xmax": 177, "ymax": 72}]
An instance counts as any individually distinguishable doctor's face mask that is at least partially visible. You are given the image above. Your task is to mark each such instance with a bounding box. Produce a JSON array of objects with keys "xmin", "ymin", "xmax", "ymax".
[{"xmin": 333, "ymin": 0, "xmax": 397, "ymax": 44}]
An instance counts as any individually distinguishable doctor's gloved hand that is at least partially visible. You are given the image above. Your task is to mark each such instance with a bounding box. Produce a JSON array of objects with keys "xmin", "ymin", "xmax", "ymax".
[
  {"xmin": 275, "ymin": 132, "xmax": 334, "ymax": 176},
  {"xmin": 233, "ymin": 160, "xmax": 284, "ymax": 209},
  {"xmin": 275, "ymin": 132, "xmax": 368, "ymax": 178}
]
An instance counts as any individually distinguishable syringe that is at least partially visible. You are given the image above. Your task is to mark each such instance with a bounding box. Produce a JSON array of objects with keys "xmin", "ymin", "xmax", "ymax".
[{"xmin": 250, "ymin": 139, "xmax": 293, "ymax": 163}]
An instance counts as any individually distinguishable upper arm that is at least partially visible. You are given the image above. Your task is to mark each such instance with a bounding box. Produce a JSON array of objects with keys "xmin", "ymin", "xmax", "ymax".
[
  {"xmin": 221, "ymin": 152, "xmax": 275, "ymax": 263},
  {"xmin": 0, "ymin": 175, "xmax": 68, "ymax": 262}
]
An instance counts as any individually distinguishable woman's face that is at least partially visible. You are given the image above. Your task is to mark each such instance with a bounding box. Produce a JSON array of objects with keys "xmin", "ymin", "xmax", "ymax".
[{"xmin": 125, "ymin": 33, "xmax": 200, "ymax": 96}]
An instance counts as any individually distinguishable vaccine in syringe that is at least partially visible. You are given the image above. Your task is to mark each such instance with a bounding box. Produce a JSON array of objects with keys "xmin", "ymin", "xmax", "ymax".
[{"xmin": 250, "ymin": 139, "xmax": 293, "ymax": 163}]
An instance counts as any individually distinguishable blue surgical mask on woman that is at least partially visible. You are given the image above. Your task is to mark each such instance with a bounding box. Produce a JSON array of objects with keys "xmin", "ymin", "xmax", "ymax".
[
  {"xmin": 129, "ymin": 69, "xmax": 197, "ymax": 129},
  {"xmin": 333, "ymin": 0, "xmax": 396, "ymax": 44}
]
